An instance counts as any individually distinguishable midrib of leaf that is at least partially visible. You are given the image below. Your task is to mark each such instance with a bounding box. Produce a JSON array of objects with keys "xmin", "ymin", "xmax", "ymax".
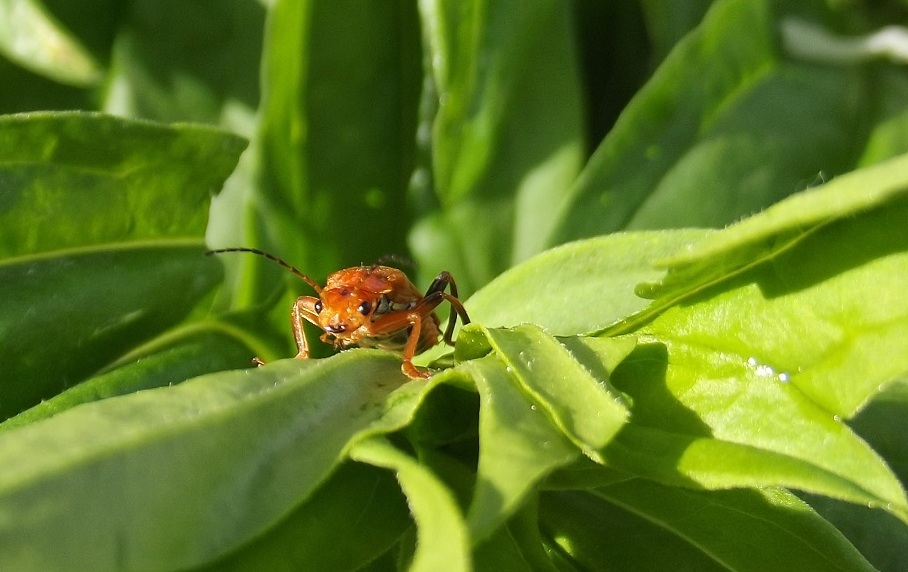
[{"xmin": 0, "ymin": 238, "xmax": 209, "ymax": 269}]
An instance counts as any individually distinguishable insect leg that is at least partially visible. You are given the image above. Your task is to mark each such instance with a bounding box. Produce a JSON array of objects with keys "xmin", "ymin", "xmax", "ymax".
[
  {"xmin": 423, "ymin": 271, "xmax": 471, "ymax": 345},
  {"xmin": 400, "ymin": 313, "xmax": 430, "ymax": 379},
  {"xmin": 291, "ymin": 296, "xmax": 322, "ymax": 360}
]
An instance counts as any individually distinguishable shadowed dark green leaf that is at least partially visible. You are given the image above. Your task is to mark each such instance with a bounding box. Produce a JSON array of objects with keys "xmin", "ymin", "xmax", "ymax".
[
  {"xmin": 247, "ymin": 0, "xmax": 420, "ymax": 283},
  {"xmin": 0, "ymin": 326, "xmax": 255, "ymax": 432},
  {"xmin": 103, "ymin": 0, "xmax": 263, "ymax": 124},
  {"xmin": 409, "ymin": 0, "xmax": 584, "ymax": 295},
  {"xmin": 205, "ymin": 461, "xmax": 411, "ymax": 572},
  {"xmin": 549, "ymin": 0, "xmax": 862, "ymax": 245},
  {"xmin": 350, "ymin": 436, "xmax": 471, "ymax": 572},
  {"xmin": 541, "ymin": 483, "xmax": 876, "ymax": 571},
  {"xmin": 0, "ymin": 245, "xmax": 223, "ymax": 419}
]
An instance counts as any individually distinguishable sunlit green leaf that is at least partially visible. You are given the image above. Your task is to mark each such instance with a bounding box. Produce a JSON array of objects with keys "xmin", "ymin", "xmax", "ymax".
[
  {"xmin": 463, "ymin": 230, "xmax": 710, "ymax": 336},
  {"xmin": 467, "ymin": 357, "xmax": 578, "ymax": 542},
  {"xmin": 0, "ymin": 354, "xmax": 410, "ymax": 570}
]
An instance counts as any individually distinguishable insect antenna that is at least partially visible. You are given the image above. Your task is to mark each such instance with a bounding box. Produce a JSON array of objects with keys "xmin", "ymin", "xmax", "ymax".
[{"xmin": 206, "ymin": 247, "xmax": 322, "ymax": 293}]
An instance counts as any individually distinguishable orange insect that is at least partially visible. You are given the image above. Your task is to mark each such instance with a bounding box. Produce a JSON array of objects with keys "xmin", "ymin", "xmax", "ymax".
[{"xmin": 207, "ymin": 248, "xmax": 471, "ymax": 379}]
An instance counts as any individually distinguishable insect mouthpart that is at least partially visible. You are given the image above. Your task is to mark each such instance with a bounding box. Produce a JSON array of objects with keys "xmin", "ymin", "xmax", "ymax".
[{"xmin": 324, "ymin": 323, "xmax": 347, "ymax": 334}]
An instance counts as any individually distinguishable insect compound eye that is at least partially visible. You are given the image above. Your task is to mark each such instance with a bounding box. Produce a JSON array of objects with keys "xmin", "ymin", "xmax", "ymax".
[
  {"xmin": 314, "ymin": 300, "xmax": 323, "ymax": 313},
  {"xmin": 357, "ymin": 300, "xmax": 372, "ymax": 315}
]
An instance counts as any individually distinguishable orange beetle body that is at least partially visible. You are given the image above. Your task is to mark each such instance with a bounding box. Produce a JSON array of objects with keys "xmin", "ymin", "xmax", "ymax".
[{"xmin": 208, "ymin": 249, "xmax": 470, "ymax": 378}]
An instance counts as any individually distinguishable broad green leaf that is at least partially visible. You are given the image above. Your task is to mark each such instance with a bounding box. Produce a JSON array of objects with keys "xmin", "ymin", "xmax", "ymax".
[
  {"xmin": 0, "ymin": 326, "xmax": 255, "ymax": 432},
  {"xmin": 540, "ymin": 483, "xmax": 875, "ymax": 572},
  {"xmin": 0, "ymin": 112, "xmax": 247, "ymax": 417},
  {"xmin": 461, "ymin": 331, "xmax": 636, "ymax": 543},
  {"xmin": 205, "ymin": 461, "xmax": 411, "ymax": 572},
  {"xmin": 604, "ymin": 341, "xmax": 908, "ymax": 523},
  {"xmin": 549, "ymin": 0, "xmax": 862, "ymax": 245},
  {"xmin": 804, "ymin": 382, "xmax": 908, "ymax": 569},
  {"xmin": 635, "ymin": 151, "xmax": 908, "ymax": 304},
  {"xmin": 463, "ymin": 230, "xmax": 710, "ymax": 336},
  {"xmin": 350, "ymin": 436, "xmax": 471, "ymax": 572},
  {"xmin": 466, "ymin": 356, "xmax": 579, "ymax": 542},
  {"xmin": 0, "ymin": 0, "xmax": 101, "ymax": 86},
  {"xmin": 410, "ymin": 0, "xmax": 584, "ymax": 294},
  {"xmin": 0, "ymin": 244, "xmax": 223, "ymax": 419},
  {"xmin": 0, "ymin": 353, "xmax": 412, "ymax": 570},
  {"xmin": 641, "ymin": 199, "xmax": 908, "ymax": 419},
  {"xmin": 0, "ymin": 112, "xmax": 248, "ymax": 258},
  {"xmin": 481, "ymin": 324, "xmax": 629, "ymax": 461}
]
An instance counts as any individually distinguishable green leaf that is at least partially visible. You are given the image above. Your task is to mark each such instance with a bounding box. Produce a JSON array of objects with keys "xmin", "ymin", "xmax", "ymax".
[
  {"xmin": 350, "ymin": 436, "xmax": 471, "ymax": 572},
  {"xmin": 540, "ymin": 483, "xmax": 876, "ymax": 571},
  {"xmin": 0, "ymin": 112, "xmax": 248, "ymax": 258},
  {"xmin": 639, "ymin": 1, "xmax": 713, "ymax": 63},
  {"xmin": 640, "ymin": 198, "xmax": 908, "ymax": 419},
  {"xmin": 0, "ymin": 353, "xmax": 412, "ymax": 570},
  {"xmin": 463, "ymin": 229, "xmax": 709, "ymax": 336},
  {"xmin": 0, "ymin": 0, "xmax": 101, "ymax": 86},
  {"xmin": 205, "ymin": 461, "xmax": 411, "ymax": 572},
  {"xmin": 636, "ymin": 151, "xmax": 908, "ymax": 304},
  {"xmin": 540, "ymin": 489, "xmax": 726, "ymax": 571},
  {"xmin": 480, "ymin": 324, "xmax": 629, "ymax": 461},
  {"xmin": 604, "ymin": 340, "xmax": 907, "ymax": 523},
  {"xmin": 410, "ymin": 0, "xmax": 584, "ymax": 294},
  {"xmin": 856, "ymin": 68, "xmax": 908, "ymax": 167},
  {"xmin": 0, "ymin": 245, "xmax": 223, "ymax": 419},
  {"xmin": 466, "ymin": 356, "xmax": 579, "ymax": 542},
  {"xmin": 0, "ymin": 326, "xmax": 255, "ymax": 432},
  {"xmin": 549, "ymin": 0, "xmax": 863, "ymax": 244},
  {"xmin": 248, "ymin": 0, "xmax": 420, "ymax": 282},
  {"xmin": 0, "ymin": 112, "xmax": 247, "ymax": 417},
  {"xmin": 102, "ymin": 0, "xmax": 264, "ymax": 125}
]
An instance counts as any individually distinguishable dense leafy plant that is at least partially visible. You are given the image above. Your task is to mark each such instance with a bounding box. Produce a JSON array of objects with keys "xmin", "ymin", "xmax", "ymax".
[{"xmin": 1, "ymin": 0, "xmax": 907, "ymax": 570}]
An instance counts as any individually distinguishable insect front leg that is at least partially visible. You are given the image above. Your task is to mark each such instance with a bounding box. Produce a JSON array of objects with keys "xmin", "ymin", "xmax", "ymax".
[
  {"xmin": 423, "ymin": 271, "xmax": 471, "ymax": 345},
  {"xmin": 366, "ymin": 309, "xmax": 433, "ymax": 379},
  {"xmin": 400, "ymin": 312, "xmax": 428, "ymax": 379},
  {"xmin": 292, "ymin": 296, "xmax": 322, "ymax": 359}
]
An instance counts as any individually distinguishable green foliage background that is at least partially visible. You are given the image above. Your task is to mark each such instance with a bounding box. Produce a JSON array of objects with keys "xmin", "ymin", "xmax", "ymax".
[{"xmin": 1, "ymin": 0, "xmax": 908, "ymax": 570}]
